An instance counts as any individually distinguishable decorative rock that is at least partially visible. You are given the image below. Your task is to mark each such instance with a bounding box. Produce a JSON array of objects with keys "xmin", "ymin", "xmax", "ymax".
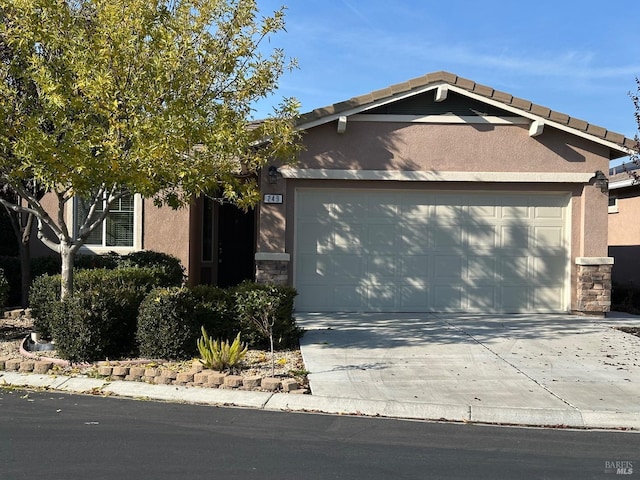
[
  {"xmin": 190, "ymin": 361, "xmax": 204, "ymax": 373},
  {"xmin": 125, "ymin": 374, "xmax": 141, "ymax": 382},
  {"xmin": 144, "ymin": 368, "xmax": 159, "ymax": 377},
  {"xmin": 242, "ymin": 375, "xmax": 262, "ymax": 388},
  {"xmin": 111, "ymin": 366, "xmax": 129, "ymax": 377},
  {"xmin": 261, "ymin": 377, "xmax": 282, "ymax": 391},
  {"xmin": 154, "ymin": 375, "xmax": 173, "ymax": 385},
  {"xmin": 176, "ymin": 372, "xmax": 194, "ymax": 383},
  {"xmin": 19, "ymin": 361, "xmax": 35, "ymax": 373},
  {"xmin": 193, "ymin": 372, "xmax": 210, "ymax": 384},
  {"xmin": 33, "ymin": 362, "xmax": 53, "ymax": 374},
  {"xmin": 160, "ymin": 369, "xmax": 177, "ymax": 380},
  {"xmin": 207, "ymin": 372, "xmax": 227, "ymax": 386},
  {"xmin": 129, "ymin": 367, "xmax": 145, "ymax": 377},
  {"xmin": 5, "ymin": 359, "xmax": 21, "ymax": 371},
  {"xmin": 97, "ymin": 366, "xmax": 113, "ymax": 376},
  {"xmin": 281, "ymin": 379, "xmax": 299, "ymax": 392},
  {"xmin": 223, "ymin": 375, "xmax": 243, "ymax": 388}
]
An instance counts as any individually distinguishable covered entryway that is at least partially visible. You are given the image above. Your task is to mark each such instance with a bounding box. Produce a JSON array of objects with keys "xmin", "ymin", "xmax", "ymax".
[{"xmin": 294, "ymin": 189, "xmax": 569, "ymax": 313}]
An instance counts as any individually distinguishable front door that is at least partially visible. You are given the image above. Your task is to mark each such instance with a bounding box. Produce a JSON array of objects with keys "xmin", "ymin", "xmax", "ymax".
[{"xmin": 216, "ymin": 203, "xmax": 255, "ymax": 288}]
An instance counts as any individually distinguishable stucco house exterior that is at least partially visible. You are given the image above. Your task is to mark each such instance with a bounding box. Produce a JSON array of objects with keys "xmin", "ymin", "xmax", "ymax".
[
  {"xmin": 608, "ymin": 163, "xmax": 640, "ymax": 286},
  {"xmin": 256, "ymin": 71, "xmax": 634, "ymax": 315},
  {"xmin": 33, "ymin": 71, "xmax": 635, "ymax": 315}
]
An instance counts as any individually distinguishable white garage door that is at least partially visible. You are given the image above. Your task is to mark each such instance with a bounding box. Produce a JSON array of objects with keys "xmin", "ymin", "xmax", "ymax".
[{"xmin": 294, "ymin": 189, "xmax": 569, "ymax": 313}]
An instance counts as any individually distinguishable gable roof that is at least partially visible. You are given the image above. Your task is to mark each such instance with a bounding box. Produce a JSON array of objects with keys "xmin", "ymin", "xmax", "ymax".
[{"xmin": 296, "ymin": 71, "xmax": 637, "ymax": 159}]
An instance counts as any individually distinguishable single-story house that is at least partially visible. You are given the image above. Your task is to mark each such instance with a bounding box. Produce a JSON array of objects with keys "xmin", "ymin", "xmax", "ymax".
[
  {"xmin": 608, "ymin": 163, "xmax": 640, "ymax": 286},
  {"xmin": 33, "ymin": 71, "xmax": 635, "ymax": 315}
]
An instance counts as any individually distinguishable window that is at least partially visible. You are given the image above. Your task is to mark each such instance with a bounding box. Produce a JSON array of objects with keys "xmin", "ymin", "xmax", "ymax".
[
  {"xmin": 74, "ymin": 193, "xmax": 139, "ymax": 248},
  {"xmin": 608, "ymin": 195, "xmax": 618, "ymax": 214}
]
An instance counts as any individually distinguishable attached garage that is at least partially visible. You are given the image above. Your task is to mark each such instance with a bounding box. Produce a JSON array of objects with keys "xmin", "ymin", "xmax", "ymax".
[
  {"xmin": 255, "ymin": 72, "xmax": 628, "ymax": 316},
  {"xmin": 294, "ymin": 189, "xmax": 570, "ymax": 313}
]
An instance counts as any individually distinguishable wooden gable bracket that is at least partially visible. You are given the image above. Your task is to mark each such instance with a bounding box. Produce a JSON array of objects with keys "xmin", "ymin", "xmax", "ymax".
[
  {"xmin": 529, "ymin": 120, "xmax": 545, "ymax": 137},
  {"xmin": 337, "ymin": 115, "xmax": 348, "ymax": 134},
  {"xmin": 435, "ymin": 85, "xmax": 448, "ymax": 102}
]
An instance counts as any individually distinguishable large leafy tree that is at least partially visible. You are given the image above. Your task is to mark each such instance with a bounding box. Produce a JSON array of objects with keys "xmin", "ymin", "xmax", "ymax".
[{"xmin": 0, "ymin": 0, "xmax": 300, "ymax": 298}]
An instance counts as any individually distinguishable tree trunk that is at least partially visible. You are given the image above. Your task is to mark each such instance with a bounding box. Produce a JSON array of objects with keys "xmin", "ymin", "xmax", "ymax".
[
  {"xmin": 18, "ymin": 240, "xmax": 31, "ymax": 308},
  {"xmin": 60, "ymin": 244, "xmax": 75, "ymax": 300}
]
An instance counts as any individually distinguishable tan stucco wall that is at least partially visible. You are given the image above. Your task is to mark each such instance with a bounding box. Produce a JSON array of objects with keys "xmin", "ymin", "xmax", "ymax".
[
  {"xmin": 297, "ymin": 122, "xmax": 610, "ymax": 173},
  {"xmin": 609, "ymin": 192, "xmax": 640, "ymax": 246},
  {"xmin": 142, "ymin": 199, "xmax": 193, "ymax": 280}
]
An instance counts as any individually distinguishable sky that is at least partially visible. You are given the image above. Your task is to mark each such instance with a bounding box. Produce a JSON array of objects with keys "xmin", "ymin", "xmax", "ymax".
[{"xmin": 252, "ymin": 0, "xmax": 640, "ymax": 155}]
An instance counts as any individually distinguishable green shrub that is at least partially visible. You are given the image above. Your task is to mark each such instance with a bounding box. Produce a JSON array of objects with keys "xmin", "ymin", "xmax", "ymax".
[
  {"xmin": 136, "ymin": 287, "xmax": 201, "ymax": 360},
  {"xmin": 190, "ymin": 284, "xmax": 235, "ymax": 340},
  {"xmin": 0, "ymin": 255, "xmax": 20, "ymax": 306},
  {"xmin": 29, "ymin": 274, "xmax": 60, "ymax": 338},
  {"xmin": 119, "ymin": 251, "xmax": 185, "ymax": 286},
  {"xmin": 233, "ymin": 281, "xmax": 300, "ymax": 350},
  {"xmin": 197, "ymin": 329, "xmax": 248, "ymax": 371},
  {"xmin": 30, "ymin": 255, "xmax": 62, "ymax": 279},
  {"xmin": 50, "ymin": 291, "xmax": 115, "ymax": 363},
  {"xmin": 0, "ymin": 268, "xmax": 9, "ymax": 309},
  {"xmin": 30, "ymin": 267, "xmax": 169, "ymax": 345}
]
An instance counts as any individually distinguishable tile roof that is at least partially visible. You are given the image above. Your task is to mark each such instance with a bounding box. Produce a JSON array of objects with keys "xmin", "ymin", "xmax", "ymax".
[{"xmin": 296, "ymin": 71, "xmax": 637, "ymax": 154}]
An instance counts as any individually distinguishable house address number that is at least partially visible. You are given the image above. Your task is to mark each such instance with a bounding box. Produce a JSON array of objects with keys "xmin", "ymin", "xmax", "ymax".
[{"xmin": 263, "ymin": 194, "xmax": 283, "ymax": 204}]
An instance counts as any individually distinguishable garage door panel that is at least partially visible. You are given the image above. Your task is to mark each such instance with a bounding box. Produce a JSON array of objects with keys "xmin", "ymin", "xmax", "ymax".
[
  {"xmin": 295, "ymin": 190, "xmax": 568, "ymax": 313},
  {"xmin": 467, "ymin": 225, "xmax": 497, "ymax": 248},
  {"xmin": 533, "ymin": 226, "xmax": 563, "ymax": 248},
  {"xmin": 499, "ymin": 256, "xmax": 531, "ymax": 281},
  {"xmin": 502, "ymin": 286, "xmax": 530, "ymax": 310},
  {"xmin": 398, "ymin": 256, "xmax": 429, "ymax": 277},
  {"xmin": 332, "ymin": 255, "xmax": 364, "ymax": 279},
  {"xmin": 534, "ymin": 287, "xmax": 564, "ymax": 310},
  {"xmin": 367, "ymin": 255, "xmax": 397, "ymax": 279},
  {"xmin": 435, "ymin": 226, "xmax": 463, "ymax": 247},
  {"xmin": 434, "ymin": 255, "xmax": 463, "ymax": 278},
  {"xmin": 332, "ymin": 285, "xmax": 362, "ymax": 310},
  {"xmin": 532, "ymin": 256, "xmax": 566, "ymax": 284},
  {"xmin": 501, "ymin": 225, "xmax": 529, "ymax": 248},
  {"xmin": 400, "ymin": 284, "xmax": 429, "ymax": 310},
  {"xmin": 468, "ymin": 286, "xmax": 498, "ymax": 310},
  {"xmin": 433, "ymin": 285, "xmax": 464, "ymax": 310},
  {"xmin": 401, "ymin": 225, "xmax": 432, "ymax": 252},
  {"xmin": 468, "ymin": 256, "xmax": 497, "ymax": 280}
]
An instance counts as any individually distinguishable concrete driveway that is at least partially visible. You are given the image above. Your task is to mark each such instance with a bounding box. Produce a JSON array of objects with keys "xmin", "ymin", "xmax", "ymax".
[{"xmin": 297, "ymin": 312, "xmax": 640, "ymax": 427}]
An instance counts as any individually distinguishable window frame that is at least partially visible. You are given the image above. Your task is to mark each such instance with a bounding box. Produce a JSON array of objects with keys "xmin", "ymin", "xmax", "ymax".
[
  {"xmin": 608, "ymin": 195, "xmax": 619, "ymax": 214},
  {"xmin": 70, "ymin": 193, "xmax": 143, "ymax": 254}
]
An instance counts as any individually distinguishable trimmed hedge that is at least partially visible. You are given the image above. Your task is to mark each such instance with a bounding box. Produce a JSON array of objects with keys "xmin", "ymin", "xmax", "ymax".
[
  {"xmin": 30, "ymin": 266, "xmax": 180, "ymax": 346},
  {"xmin": 119, "ymin": 251, "xmax": 185, "ymax": 286},
  {"xmin": 136, "ymin": 287, "xmax": 202, "ymax": 360},
  {"xmin": 50, "ymin": 291, "xmax": 115, "ymax": 363}
]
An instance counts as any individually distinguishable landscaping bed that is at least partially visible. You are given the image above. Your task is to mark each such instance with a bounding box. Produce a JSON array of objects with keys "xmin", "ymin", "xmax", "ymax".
[{"xmin": 1, "ymin": 309, "xmax": 309, "ymax": 393}]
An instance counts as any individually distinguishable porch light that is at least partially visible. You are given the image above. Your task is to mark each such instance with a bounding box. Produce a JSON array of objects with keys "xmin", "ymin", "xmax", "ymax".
[
  {"xmin": 268, "ymin": 165, "xmax": 279, "ymax": 184},
  {"xmin": 593, "ymin": 170, "xmax": 609, "ymax": 194}
]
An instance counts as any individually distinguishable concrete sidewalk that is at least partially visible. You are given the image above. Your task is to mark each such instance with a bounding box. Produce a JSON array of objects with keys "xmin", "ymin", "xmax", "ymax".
[{"xmin": 2, "ymin": 312, "xmax": 640, "ymax": 430}]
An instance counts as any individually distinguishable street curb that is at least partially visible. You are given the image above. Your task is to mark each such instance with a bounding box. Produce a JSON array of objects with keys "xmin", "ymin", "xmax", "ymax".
[{"xmin": 2, "ymin": 370, "xmax": 638, "ymax": 430}]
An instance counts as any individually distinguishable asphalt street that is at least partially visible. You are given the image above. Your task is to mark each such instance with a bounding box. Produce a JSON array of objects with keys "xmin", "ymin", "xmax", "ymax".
[{"xmin": 1, "ymin": 389, "xmax": 638, "ymax": 480}]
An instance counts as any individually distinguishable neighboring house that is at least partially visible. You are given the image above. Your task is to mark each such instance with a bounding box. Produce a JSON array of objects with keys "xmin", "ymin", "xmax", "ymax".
[
  {"xmin": 33, "ymin": 71, "xmax": 635, "ymax": 315},
  {"xmin": 608, "ymin": 163, "xmax": 640, "ymax": 286}
]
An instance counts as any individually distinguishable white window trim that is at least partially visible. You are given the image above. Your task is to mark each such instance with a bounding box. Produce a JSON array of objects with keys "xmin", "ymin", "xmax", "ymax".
[
  {"xmin": 68, "ymin": 194, "xmax": 143, "ymax": 254},
  {"xmin": 608, "ymin": 196, "xmax": 619, "ymax": 214}
]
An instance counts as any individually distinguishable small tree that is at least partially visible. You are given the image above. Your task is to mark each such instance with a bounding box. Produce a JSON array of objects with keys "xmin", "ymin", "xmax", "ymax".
[
  {"xmin": 235, "ymin": 286, "xmax": 279, "ymax": 377},
  {"xmin": 0, "ymin": 0, "xmax": 300, "ymax": 299}
]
